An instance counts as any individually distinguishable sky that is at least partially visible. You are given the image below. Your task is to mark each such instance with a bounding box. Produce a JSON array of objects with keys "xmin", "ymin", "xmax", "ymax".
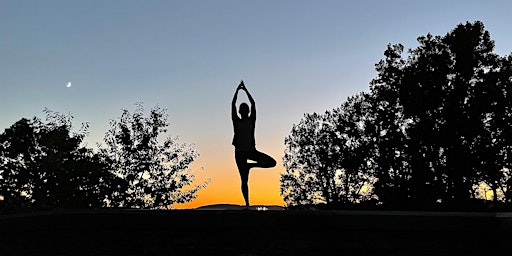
[{"xmin": 1, "ymin": 0, "xmax": 512, "ymax": 209}]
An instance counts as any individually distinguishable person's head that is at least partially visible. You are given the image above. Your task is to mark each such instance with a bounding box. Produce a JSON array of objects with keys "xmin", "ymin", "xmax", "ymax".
[{"xmin": 239, "ymin": 103, "xmax": 250, "ymax": 118}]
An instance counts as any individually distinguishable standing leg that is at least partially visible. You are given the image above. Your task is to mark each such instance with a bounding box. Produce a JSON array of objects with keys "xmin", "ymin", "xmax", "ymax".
[
  {"xmin": 235, "ymin": 150, "xmax": 250, "ymax": 207},
  {"xmin": 239, "ymin": 168, "xmax": 249, "ymax": 207}
]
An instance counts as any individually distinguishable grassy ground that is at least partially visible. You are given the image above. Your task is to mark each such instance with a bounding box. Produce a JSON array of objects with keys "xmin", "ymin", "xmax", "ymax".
[{"xmin": 0, "ymin": 208, "xmax": 509, "ymax": 255}]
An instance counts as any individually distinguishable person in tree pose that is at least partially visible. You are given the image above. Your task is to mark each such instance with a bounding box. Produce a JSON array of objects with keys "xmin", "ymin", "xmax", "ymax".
[{"xmin": 231, "ymin": 80, "xmax": 276, "ymax": 208}]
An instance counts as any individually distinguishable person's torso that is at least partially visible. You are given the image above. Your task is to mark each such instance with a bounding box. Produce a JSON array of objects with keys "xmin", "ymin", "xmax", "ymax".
[{"xmin": 232, "ymin": 118, "xmax": 255, "ymax": 150}]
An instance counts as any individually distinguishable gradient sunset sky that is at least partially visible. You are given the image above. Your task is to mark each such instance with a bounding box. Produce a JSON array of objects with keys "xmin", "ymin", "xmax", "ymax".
[{"xmin": 2, "ymin": 0, "xmax": 512, "ymax": 209}]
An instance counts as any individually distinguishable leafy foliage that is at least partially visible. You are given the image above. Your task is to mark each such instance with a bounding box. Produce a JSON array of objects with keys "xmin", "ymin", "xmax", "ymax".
[
  {"xmin": 1, "ymin": 103, "xmax": 208, "ymax": 212},
  {"xmin": 100, "ymin": 103, "xmax": 209, "ymax": 209},
  {"xmin": 0, "ymin": 110, "xmax": 124, "ymax": 212},
  {"xmin": 281, "ymin": 21, "xmax": 512, "ymax": 210},
  {"xmin": 281, "ymin": 93, "xmax": 375, "ymax": 206}
]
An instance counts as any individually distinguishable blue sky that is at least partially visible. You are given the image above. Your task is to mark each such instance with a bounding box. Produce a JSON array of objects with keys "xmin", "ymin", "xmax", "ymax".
[{"xmin": 2, "ymin": 0, "xmax": 512, "ymax": 207}]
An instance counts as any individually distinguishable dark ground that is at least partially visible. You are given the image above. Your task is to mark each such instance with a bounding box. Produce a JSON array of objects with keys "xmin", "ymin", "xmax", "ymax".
[{"xmin": 0, "ymin": 208, "xmax": 510, "ymax": 256}]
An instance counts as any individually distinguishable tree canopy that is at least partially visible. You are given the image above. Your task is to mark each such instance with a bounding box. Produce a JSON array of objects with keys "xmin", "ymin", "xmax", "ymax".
[
  {"xmin": 100, "ymin": 103, "xmax": 209, "ymax": 209},
  {"xmin": 0, "ymin": 109, "xmax": 124, "ymax": 212},
  {"xmin": 281, "ymin": 21, "xmax": 512, "ymax": 211},
  {"xmin": 0, "ymin": 104, "xmax": 208, "ymax": 212}
]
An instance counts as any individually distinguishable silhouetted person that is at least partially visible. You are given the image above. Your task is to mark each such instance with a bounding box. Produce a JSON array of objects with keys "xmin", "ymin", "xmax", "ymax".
[{"xmin": 232, "ymin": 80, "xmax": 276, "ymax": 208}]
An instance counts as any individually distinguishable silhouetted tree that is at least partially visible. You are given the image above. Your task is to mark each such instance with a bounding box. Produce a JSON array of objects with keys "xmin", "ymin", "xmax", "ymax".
[
  {"xmin": 281, "ymin": 93, "xmax": 375, "ymax": 206},
  {"xmin": 370, "ymin": 21, "xmax": 512, "ymax": 209},
  {"xmin": 0, "ymin": 109, "xmax": 125, "ymax": 211},
  {"xmin": 100, "ymin": 102, "xmax": 209, "ymax": 209},
  {"xmin": 281, "ymin": 112, "xmax": 329, "ymax": 206},
  {"xmin": 281, "ymin": 21, "xmax": 512, "ymax": 210},
  {"xmin": 0, "ymin": 118, "xmax": 38, "ymax": 210}
]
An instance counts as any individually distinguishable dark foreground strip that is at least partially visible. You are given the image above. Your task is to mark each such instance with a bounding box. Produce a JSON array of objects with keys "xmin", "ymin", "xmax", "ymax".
[{"xmin": 0, "ymin": 209, "xmax": 509, "ymax": 256}]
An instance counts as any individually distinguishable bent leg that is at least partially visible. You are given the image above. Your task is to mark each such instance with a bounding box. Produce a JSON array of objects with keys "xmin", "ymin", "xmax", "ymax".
[{"xmin": 246, "ymin": 149, "xmax": 277, "ymax": 169}]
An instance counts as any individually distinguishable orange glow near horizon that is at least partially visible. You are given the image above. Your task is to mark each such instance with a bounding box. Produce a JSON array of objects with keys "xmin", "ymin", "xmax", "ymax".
[
  {"xmin": 173, "ymin": 147, "xmax": 286, "ymax": 209},
  {"xmin": 170, "ymin": 120, "xmax": 289, "ymax": 209}
]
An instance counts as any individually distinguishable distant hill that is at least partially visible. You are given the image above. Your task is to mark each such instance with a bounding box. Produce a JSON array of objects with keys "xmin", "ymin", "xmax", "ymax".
[{"xmin": 194, "ymin": 203, "xmax": 285, "ymax": 211}]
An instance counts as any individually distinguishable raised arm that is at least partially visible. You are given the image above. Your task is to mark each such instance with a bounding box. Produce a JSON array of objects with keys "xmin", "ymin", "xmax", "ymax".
[
  {"xmin": 232, "ymin": 82, "xmax": 242, "ymax": 120},
  {"xmin": 241, "ymin": 82, "xmax": 256, "ymax": 120}
]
